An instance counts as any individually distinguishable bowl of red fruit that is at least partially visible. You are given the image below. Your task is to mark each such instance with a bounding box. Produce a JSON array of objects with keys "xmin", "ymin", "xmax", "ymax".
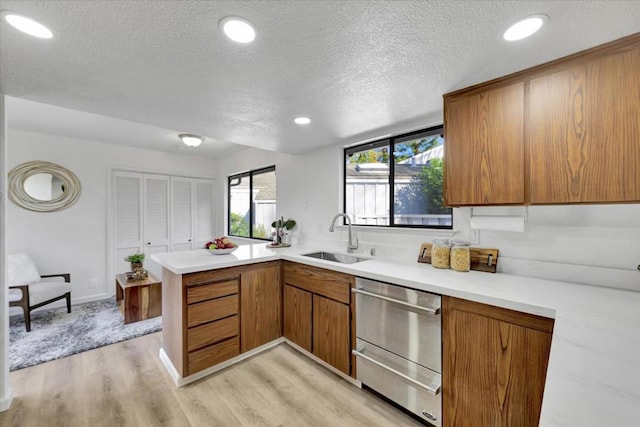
[{"xmin": 204, "ymin": 237, "xmax": 238, "ymax": 255}]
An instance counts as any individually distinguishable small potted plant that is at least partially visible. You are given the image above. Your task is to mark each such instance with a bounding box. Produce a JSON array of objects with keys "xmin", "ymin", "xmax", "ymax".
[
  {"xmin": 125, "ymin": 253, "xmax": 145, "ymax": 273},
  {"xmin": 271, "ymin": 217, "xmax": 297, "ymax": 245}
]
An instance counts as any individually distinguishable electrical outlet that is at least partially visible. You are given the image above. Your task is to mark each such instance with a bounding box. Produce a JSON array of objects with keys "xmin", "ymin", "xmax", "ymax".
[{"xmin": 469, "ymin": 230, "xmax": 480, "ymax": 245}]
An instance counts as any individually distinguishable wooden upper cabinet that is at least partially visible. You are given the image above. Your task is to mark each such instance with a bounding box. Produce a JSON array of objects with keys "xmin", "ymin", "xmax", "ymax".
[
  {"xmin": 444, "ymin": 33, "xmax": 640, "ymax": 206},
  {"xmin": 444, "ymin": 82, "xmax": 525, "ymax": 206},
  {"xmin": 529, "ymin": 46, "xmax": 640, "ymax": 203}
]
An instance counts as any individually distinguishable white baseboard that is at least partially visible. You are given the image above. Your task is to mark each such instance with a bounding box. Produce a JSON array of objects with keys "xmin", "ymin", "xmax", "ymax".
[
  {"xmin": 0, "ymin": 386, "xmax": 13, "ymax": 412},
  {"xmin": 9, "ymin": 293, "xmax": 111, "ymax": 317},
  {"xmin": 72, "ymin": 293, "xmax": 111, "ymax": 305},
  {"xmin": 157, "ymin": 337, "xmax": 362, "ymax": 389},
  {"xmin": 284, "ymin": 339, "xmax": 362, "ymax": 388},
  {"xmin": 159, "ymin": 348, "xmax": 181, "ymax": 386},
  {"xmin": 161, "ymin": 337, "xmax": 286, "ymax": 387}
]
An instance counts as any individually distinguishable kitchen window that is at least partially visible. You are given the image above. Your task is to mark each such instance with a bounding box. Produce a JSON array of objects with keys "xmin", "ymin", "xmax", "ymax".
[
  {"xmin": 228, "ymin": 166, "xmax": 276, "ymax": 239},
  {"xmin": 344, "ymin": 126, "xmax": 452, "ymax": 229}
]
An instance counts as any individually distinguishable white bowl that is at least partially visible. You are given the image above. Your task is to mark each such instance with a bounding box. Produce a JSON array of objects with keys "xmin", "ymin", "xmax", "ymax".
[{"xmin": 208, "ymin": 247, "xmax": 238, "ymax": 255}]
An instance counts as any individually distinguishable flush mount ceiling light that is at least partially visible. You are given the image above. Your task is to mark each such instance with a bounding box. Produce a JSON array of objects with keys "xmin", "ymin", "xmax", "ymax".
[
  {"xmin": 503, "ymin": 14, "xmax": 548, "ymax": 41},
  {"xmin": 294, "ymin": 117, "xmax": 311, "ymax": 125},
  {"xmin": 219, "ymin": 16, "xmax": 256, "ymax": 44},
  {"xmin": 1, "ymin": 11, "xmax": 53, "ymax": 39},
  {"xmin": 179, "ymin": 134, "xmax": 204, "ymax": 147}
]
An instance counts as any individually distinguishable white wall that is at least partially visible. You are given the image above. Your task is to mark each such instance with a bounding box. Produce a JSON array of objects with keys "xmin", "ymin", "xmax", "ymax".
[
  {"xmin": 215, "ymin": 149, "xmax": 293, "ymax": 238},
  {"xmin": 1, "ymin": 96, "xmax": 14, "ymax": 411},
  {"xmin": 218, "ymin": 144, "xmax": 640, "ymax": 291},
  {"xmin": 7, "ymin": 129, "xmax": 217, "ymax": 305}
]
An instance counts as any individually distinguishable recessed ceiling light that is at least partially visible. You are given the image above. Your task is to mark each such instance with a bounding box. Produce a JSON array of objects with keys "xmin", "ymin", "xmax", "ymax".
[
  {"xmin": 2, "ymin": 11, "xmax": 53, "ymax": 39},
  {"xmin": 219, "ymin": 16, "xmax": 256, "ymax": 44},
  {"xmin": 503, "ymin": 14, "xmax": 548, "ymax": 41},
  {"xmin": 179, "ymin": 134, "xmax": 204, "ymax": 147},
  {"xmin": 294, "ymin": 117, "xmax": 311, "ymax": 125}
]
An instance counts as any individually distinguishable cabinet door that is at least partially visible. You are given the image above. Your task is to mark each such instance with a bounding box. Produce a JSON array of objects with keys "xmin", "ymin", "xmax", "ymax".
[
  {"xmin": 529, "ymin": 47, "xmax": 640, "ymax": 203},
  {"xmin": 283, "ymin": 285, "xmax": 312, "ymax": 352},
  {"xmin": 170, "ymin": 176, "xmax": 194, "ymax": 251},
  {"xmin": 240, "ymin": 263, "xmax": 282, "ymax": 353},
  {"xmin": 313, "ymin": 295, "xmax": 350, "ymax": 375},
  {"xmin": 113, "ymin": 172, "xmax": 143, "ymax": 276},
  {"xmin": 442, "ymin": 297, "xmax": 553, "ymax": 427},
  {"xmin": 444, "ymin": 82, "xmax": 525, "ymax": 206},
  {"xmin": 143, "ymin": 174, "xmax": 170, "ymax": 279},
  {"xmin": 193, "ymin": 179, "xmax": 215, "ymax": 249}
]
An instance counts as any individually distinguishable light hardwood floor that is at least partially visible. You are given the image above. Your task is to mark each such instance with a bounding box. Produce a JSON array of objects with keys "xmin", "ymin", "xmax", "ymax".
[{"xmin": 1, "ymin": 332, "xmax": 423, "ymax": 426}]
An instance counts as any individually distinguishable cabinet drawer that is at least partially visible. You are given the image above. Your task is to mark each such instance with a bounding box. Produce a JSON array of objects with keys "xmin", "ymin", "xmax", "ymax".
[
  {"xmin": 187, "ymin": 294, "xmax": 238, "ymax": 328},
  {"xmin": 187, "ymin": 315, "xmax": 239, "ymax": 352},
  {"xmin": 355, "ymin": 338, "xmax": 441, "ymax": 426},
  {"xmin": 284, "ymin": 262, "xmax": 351, "ymax": 304},
  {"xmin": 187, "ymin": 279, "xmax": 238, "ymax": 304},
  {"xmin": 188, "ymin": 336, "xmax": 240, "ymax": 376}
]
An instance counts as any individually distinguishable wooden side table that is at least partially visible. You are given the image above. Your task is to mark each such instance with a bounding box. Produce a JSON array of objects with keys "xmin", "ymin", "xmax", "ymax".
[{"xmin": 115, "ymin": 272, "xmax": 162, "ymax": 324}]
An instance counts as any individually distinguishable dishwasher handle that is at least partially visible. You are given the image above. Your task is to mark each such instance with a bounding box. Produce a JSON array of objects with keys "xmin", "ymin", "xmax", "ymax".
[
  {"xmin": 351, "ymin": 287, "xmax": 440, "ymax": 315},
  {"xmin": 353, "ymin": 348, "xmax": 441, "ymax": 395}
]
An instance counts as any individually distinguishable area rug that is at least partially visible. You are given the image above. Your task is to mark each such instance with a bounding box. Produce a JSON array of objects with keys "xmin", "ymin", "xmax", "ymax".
[{"xmin": 9, "ymin": 296, "xmax": 162, "ymax": 371}]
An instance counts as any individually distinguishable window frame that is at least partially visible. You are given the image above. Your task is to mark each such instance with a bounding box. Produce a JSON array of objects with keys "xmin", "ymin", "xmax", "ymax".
[
  {"xmin": 227, "ymin": 165, "xmax": 276, "ymax": 240},
  {"xmin": 343, "ymin": 125, "xmax": 452, "ymax": 230}
]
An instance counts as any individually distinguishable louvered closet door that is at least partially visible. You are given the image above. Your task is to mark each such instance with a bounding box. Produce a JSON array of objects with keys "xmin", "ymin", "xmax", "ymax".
[
  {"xmin": 171, "ymin": 177, "xmax": 194, "ymax": 251},
  {"xmin": 114, "ymin": 172, "xmax": 143, "ymax": 276},
  {"xmin": 143, "ymin": 174, "xmax": 170, "ymax": 279},
  {"xmin": 193, "ymin": 179, "xmax": 215, "ymax": 249}
]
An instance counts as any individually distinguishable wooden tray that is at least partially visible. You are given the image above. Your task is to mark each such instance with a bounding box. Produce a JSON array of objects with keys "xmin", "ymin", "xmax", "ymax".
[
  {"xmin": 266, "ymin": 243, "xmax": 291, "ymax": 248},
  {"xmin": 417, "ymin": 243, "xmax": 499, "ymax": 273}
]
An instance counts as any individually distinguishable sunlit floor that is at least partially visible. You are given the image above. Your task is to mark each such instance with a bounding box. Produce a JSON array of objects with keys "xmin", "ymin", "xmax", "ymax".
[{"xmin": 1, "ymin": 332, "xmax": 422, "ymax": 426}]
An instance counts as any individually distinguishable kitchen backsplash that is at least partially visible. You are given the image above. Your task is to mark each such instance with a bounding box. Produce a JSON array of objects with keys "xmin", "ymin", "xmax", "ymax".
[{"xmin": 217, "ymin": 144, "xmax": 640, "ymax": 293}]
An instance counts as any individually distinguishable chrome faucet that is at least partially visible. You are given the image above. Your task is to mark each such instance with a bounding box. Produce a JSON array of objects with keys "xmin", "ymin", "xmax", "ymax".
[{"xmin": 329, "ymin": 213, "xmax": 359, "ymax": 253}]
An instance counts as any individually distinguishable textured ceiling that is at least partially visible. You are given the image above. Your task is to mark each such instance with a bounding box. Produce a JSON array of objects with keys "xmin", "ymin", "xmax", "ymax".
[{"xmin": 1, "ymin": 1, "xmax": 639, "ymax": 156}]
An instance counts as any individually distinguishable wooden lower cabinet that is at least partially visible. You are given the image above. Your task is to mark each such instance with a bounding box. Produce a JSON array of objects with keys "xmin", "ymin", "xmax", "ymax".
[
  {"xmin": 164, "ymin": 260, "xmax": 353, "ymax": 379},
  {"xmin": 442, "ymin": 296, "xmax": 554, "ymax": 427},
  {"xmin": 312, "ymin": 294, "xmax": 350, "ymax": 375},
  {"xmin": 163, "ymin": 261, "xmax": 282, "ymax": 377},
  {"xmin": 283, "ymin": 284, "xmax": 312, "ymax": 352},
  {"xmin": 184, "ymin": 277, "xmax": 240, "ymax": 376},
  {"xmin": 240, "ymin": 262, "xmax": 282, "ymax": 352},
  {"xmin": 283, "ymin": 262, "xmax": 354, "ymax": 376}
]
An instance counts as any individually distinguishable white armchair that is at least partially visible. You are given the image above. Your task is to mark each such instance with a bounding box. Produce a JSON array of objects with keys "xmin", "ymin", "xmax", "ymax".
[{"xmin": 8, "ymin": 253, "xmax": 72, "ymax": 332}]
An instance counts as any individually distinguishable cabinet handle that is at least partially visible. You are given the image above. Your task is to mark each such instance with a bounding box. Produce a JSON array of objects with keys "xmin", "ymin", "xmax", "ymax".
[
  {"xmin": 422, "ymin": 411, "xmax": 437, "ymax": 422},
  {"xmin": 351, "ymin": 288, "xmax": 440, "ymax": 315},
  {"xmin": 352, "ymin": 349, "xmax": 440, "ymax": 395},
  {"xmin": 188, "ymin": 238, "xmax": 192, "ymax": 242},
  {"xmin": 147, "ymin": 242, "xmax": 151, "ymax": 245}
]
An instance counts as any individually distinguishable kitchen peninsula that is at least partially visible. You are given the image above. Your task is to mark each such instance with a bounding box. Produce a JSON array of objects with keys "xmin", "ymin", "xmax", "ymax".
[{"xmin": 152, "ymin": 243, "xmax": 640, "ymax": 427}]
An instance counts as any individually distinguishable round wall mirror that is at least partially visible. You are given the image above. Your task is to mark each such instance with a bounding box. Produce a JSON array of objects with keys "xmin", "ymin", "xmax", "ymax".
[{"xmin": 8, "ymin": 161, "xmax": 81, "ymax": 212}]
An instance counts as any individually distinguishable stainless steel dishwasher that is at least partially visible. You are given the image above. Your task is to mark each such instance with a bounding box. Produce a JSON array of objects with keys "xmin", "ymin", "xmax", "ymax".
[{"xmin": 352, "ymin": 277, "xmax": 442, "ymax": 426}]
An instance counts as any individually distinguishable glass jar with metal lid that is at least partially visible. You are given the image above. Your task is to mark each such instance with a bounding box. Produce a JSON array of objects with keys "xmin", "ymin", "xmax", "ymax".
[
  {"xmin": 431, "ymin": 239, "xmax": 451, "ymax": 269},
  {"xmin": 450, "ymin": 240, "xmax": 471, "ymax": 272}
]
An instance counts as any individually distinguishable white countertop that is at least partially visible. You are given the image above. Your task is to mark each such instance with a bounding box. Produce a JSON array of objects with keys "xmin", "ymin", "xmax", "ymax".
[{"xmin": 152, "ymin": 244, "xmax": 640, "ymax": 427}]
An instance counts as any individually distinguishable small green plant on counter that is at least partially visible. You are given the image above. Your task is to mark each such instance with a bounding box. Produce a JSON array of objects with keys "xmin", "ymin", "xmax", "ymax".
[
  {"xmin": 124, "ymin": 253, "xmax": 145, "ymax": 263},
  {"xmin": 271, "ymin": 217, "xmax": 297, "ymax": 231}
]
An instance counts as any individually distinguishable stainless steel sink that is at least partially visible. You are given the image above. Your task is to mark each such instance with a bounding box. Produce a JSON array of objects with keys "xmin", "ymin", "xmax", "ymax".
[{"xmin": 302, "ymin": 251, "xmax": 367, "ymax": 264}]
